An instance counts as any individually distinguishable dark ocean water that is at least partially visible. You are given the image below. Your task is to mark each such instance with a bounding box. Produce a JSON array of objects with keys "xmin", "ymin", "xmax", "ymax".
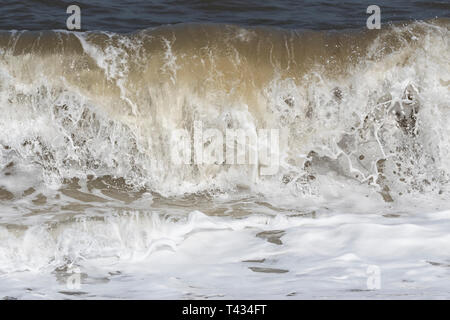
[{"xmin": 0, "ymin": 0, "xmax": 449, "ymax": 32}]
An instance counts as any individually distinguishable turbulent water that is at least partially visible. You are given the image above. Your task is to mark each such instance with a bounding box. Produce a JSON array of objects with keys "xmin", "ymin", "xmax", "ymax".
[{"xmin": 0, "ymin": 7, "xmax": 449, "ymax": 299}]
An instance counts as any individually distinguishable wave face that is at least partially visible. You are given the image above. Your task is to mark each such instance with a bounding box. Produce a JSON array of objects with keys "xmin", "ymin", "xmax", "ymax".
[{"xmin": 0, "ymin": 20, "xmax": 449, "ymax": 201}]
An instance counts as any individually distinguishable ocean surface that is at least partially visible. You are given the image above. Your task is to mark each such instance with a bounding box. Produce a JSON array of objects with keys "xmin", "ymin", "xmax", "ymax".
[
  {"xmin": 0, "ymin": 1, "xmax": 449, "ymax": 299},
  {"xmin": 1, "ymin": 0, "xmax": 449, "ymax": 31}
]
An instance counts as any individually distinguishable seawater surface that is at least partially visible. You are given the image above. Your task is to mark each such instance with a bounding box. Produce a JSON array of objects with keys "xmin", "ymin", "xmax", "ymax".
[
  {"xmin": 1, "ymin": 0, "xmax": 449, "ymax": 31},
  {"xmin": 0, "ymin": 1, "xmax": 449, "ymax": 299}
]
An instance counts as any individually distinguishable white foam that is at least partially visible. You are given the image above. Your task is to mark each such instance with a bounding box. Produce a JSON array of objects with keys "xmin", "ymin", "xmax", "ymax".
[{"xmin": 0, "ymin": 207, "xmax": 449, "ymax": 299}]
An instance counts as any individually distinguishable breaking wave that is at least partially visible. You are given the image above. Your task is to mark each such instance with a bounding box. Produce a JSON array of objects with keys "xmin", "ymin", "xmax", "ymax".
[{"xmin": 0, "ymin": 19, "xmax": 449, "ymax": 201}]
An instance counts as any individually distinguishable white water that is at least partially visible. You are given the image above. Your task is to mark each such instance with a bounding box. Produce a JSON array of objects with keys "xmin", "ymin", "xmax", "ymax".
[
  {"xmin": 0, "ymin": 21, "xmax": 449, "ymax": 299},
  {"xmin": 1, "ymin": 201, "xmax": 450, "ymax": 299}
]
